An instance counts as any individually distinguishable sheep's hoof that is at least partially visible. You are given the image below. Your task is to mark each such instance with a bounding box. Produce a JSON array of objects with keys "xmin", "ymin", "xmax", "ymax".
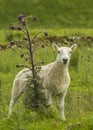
[
  {"xmin": 62, "ymin": 118, "xmax": 66, "ymax": 121},
  {"xmin": 61, "ymin": 116, "xmax": 66, "ymax": 121}
]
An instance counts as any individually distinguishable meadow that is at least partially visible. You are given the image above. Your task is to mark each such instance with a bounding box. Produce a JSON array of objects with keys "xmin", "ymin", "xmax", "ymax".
[
  {"xmin": 0, "ymin": 0, "xmax": 93, "ymax": 29},
  {"xmin": 0, "ymin": 0, "xmax": 93, "ymax": 129},
  {"xmin": 0, "ymin": 30, "xmax": 93, "ymax": 130}
]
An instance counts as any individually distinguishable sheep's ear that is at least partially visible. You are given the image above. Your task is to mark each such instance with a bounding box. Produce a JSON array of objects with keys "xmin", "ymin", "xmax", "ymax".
[
  {"xmin": 52, "ymin": 43, "xmax": 59, "ymax": 51},
  {"xmin": 70, "ymin": 44, "xmax": 77, "ymax": 52}
]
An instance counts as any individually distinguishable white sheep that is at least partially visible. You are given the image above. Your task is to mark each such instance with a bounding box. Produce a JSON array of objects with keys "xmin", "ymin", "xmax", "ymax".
[{"xmin": 8, "ymin": 43, "xmax": 77, "ymax": 120}]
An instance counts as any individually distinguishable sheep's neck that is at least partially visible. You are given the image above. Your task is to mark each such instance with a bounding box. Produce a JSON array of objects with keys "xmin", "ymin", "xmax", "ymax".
[{"xmin": 50, "ymin": 61, "xmax": 69, "ymax": 78}]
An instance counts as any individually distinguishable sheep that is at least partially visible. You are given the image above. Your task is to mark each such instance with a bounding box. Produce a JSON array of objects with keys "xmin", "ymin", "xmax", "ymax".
[{"xmin": 8, "ymin": 43, "xmax": 77, "ymax": 120}]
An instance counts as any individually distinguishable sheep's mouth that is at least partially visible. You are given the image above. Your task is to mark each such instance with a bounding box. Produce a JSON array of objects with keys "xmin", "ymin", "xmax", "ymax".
[
  {"xmin": 63, "ymin": 61, "xmax": 68, "ymax": 64},
  {"xmin": 62, "ymin": 58, "xmax": 68, "ymax": 64}
]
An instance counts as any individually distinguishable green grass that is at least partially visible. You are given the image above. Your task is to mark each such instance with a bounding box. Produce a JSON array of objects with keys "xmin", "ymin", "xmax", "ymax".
[
  {"xmin": 0, "ymin": 38, "xmax": 93, "ymax": 129},
  {"xmin": 1, "ymin": 28, "xmax": 93, "ymax": 44},
  {"xmin": 1, "ymin": 0, "xmax": 93, "ymax": 128},
  {"xmin": 0, "ymin": 0, "xmax": 93, "ymax": 29}
]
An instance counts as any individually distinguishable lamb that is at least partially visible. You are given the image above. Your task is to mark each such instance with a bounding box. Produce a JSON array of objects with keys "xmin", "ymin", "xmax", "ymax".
[{"xmin": 8, "ymin": 43, "xmax": 77, "ymax": 120}]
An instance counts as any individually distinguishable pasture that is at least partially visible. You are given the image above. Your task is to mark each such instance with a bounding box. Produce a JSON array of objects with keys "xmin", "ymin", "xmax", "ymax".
[
  {"xmin": 0, "ymin": 0, "xmax": 93, "ymax": 29},
  {"xmin": 0, "ymin": 30, "xmax": 93, "ymax": 130}
]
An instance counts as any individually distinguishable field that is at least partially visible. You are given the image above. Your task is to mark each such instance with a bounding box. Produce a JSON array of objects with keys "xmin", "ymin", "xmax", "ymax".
[
  {"xmin": 0, "ymin": 29, "xmax": 93, "ymax": 130},
  {"xmin": 0, "ymin": 0, "xmax": 93, "ymax": 129},
  {"xmin": 0, "ymin": 0, "xmax": 93, "ymax": 29}
]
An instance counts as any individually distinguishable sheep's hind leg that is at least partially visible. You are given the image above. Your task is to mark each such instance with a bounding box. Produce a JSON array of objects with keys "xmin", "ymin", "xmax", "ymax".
[
  {"xmin": 8, "ymin": 78, "xmax": 27, "ymax": 118},
  {"xmin": 8, "ymin": 97, "xmax": 17, "ymax": 117},
  {"xmin": 8, "ymin": 93, "xmax": 21, "ymax": 117},
  {"xmin": 8, "ymin": 90, "xmax": 23, "ymax": 117}
]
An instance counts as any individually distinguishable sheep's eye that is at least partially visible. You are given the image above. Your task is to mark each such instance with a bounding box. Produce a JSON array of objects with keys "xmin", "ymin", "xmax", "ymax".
[
  {"xmin": 58, "ymin": 51, "xmax": 60, "ymax": 54},
  {"xmin": 70, "ymin": 51, "xmax": 72, "ymax": 54}
]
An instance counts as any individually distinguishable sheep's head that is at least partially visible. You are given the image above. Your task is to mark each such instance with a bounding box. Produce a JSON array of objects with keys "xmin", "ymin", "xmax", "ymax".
[{"xmin": 52, "ymin": 43, "xmax": 77, "ymax": 65}]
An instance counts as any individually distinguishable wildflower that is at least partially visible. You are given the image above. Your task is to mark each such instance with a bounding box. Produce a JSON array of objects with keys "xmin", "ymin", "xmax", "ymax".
[
  {"xmin": 10, "ymin": 41, "xmax": 15, "ymax": 46},
  {"xmin": 44, "ymin": 32, "xmax": 48, "ymax": 36},
  {"xmin": 32, "ymin": 16, "xmax": 37, "ymax": 21},
  {"xmin": 20, "ymin": 54, "xmax": 24, "ymax": 58},
  {"xmin": 10, "ymin": 25, "xmax": 15, "ymax": 30},
  {"xmin": 17, "ymin": 26, "xmax": 22, "ymax": 31},
  {"xmin": 41, "ymin": 44, "xmax": 45, "ymax": 48},
  {"xmin": 18, "ymin": 14, "xmax": 25, "ymax": 21},
  {"xmin": 22, "ymin": 20, "xmax": 26, "ymax": 26},
  {"xmin": 16, "ymin": 64, "xmax": 20, "ymax": 68},
  {"xmin": 41, "ymin": 61, "xmax": 44, "ymax": 64}
]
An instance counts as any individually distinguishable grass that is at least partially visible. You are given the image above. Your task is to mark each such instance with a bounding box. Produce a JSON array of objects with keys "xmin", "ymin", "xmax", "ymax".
[
  {"xmin": 1, "ymin": 28, "xmax": 93, "ymax": 44},
  {"xmin": 1, "ymin": 0, "xmax": 93, "ymax": 129},
  {"xmin": 0, "ymin": 37, "xmax": 93, "ymax": 129},
  {"xmin": 0, "ymin": 0, "xmax": 93, "ymax": 29}
]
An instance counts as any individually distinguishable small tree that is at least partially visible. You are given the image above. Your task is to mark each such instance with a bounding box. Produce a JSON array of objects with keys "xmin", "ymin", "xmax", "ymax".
[{"xmin": 10, "ymin": 14, "xmax": 48, "ymax": 110}]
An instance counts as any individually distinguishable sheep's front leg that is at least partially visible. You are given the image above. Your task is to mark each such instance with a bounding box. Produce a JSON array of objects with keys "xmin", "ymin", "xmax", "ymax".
[
  {"xmin": 57, "ymin": 90, "xmax": 67, "ymax": 120},
  {"xmin": 44, "ymin": 89, "xmax": 52, "ymax": 107}
]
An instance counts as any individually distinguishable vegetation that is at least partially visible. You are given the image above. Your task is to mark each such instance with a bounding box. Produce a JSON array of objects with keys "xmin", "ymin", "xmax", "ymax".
[
  {"xmin": 0, "ymin": 0, "xmax": 93, "ymax": 129},
  {"xmin": 0, "ymin": 36, "xmax": 93, "ymax": 129},
  {"xmin": 0, "ymin": 0, "xmax": 93, "ymax": 29}
]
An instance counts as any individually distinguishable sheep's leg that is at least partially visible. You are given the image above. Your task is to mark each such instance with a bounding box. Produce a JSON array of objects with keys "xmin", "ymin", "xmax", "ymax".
[
  {"xmin": 57, "ymin": 90, "xmax": 67, "ymax": 120},
  {"xmin": 8, "ymin": 91, "xmax": 22, "ymax": 117},
  {"xmin": 8, "ymin": 97, "xmax": 17, "ymax": 117},
  {"xmin": 44, "ymin": 89, "xmax": 52, "ymax": 107},
  {"xmin": 8, "ymin": 79, "xmax": 27, "ymax": 117}
]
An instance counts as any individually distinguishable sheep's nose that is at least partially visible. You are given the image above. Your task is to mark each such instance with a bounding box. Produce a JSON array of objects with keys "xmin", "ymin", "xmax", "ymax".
[{"xmin": 63, "ymin": 58, "xmax": 68, "ymax": 63}]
